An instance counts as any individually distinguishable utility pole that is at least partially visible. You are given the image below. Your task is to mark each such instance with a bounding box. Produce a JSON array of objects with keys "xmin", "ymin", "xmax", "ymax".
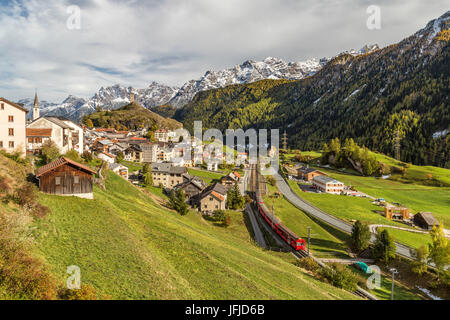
[
  {"xmin": 282, "ymin": 131, "xmax": 288, "ymax": 151},
  {"xmin": 307, "ymin": 227, "xmax": 311, "ymax": 256},
  {"xmin": 390, "ymin": 268, "xmax": 398, "ymax": 300}
]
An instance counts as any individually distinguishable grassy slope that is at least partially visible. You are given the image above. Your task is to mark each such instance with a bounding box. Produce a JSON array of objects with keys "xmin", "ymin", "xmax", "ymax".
[
  {"xmin": 312, "ymin": 169, "xmax": 450, "ymax": 227},
  {"xmin": 263, "ymin": 183, "xmax": 349, "ymax": 259},
  {"xmin": 33, "ymin": 172, "xmax": 357, "ymax": 300},
  {"xmin": 287, "ymin": 180, "xmax": 404, "ymax": 227}
]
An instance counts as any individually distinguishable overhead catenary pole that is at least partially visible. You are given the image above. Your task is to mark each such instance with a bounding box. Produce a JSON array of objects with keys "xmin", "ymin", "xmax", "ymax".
[
  {"xmin": 282, "ymin": 131, "xmax": 288, "ymax": 151},
  {"xmin": 307, "ymin": 227, "xmax": 311, "ymax": 256},
  {"xmin": 390, "ymin": 268, "xmax": 398, "ymax": 300}
]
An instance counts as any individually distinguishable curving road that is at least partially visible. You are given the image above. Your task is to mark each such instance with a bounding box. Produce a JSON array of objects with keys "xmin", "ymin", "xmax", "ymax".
[{"xmin": 272, "ymin": 172, "xmax": 415, "ymax": 260}]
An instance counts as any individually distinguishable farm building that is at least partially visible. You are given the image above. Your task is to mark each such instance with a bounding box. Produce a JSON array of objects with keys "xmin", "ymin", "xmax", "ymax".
[
  {"xmin": 36, "ymin": 157, "xmax": 96, "ymax": 199},
  {"xmin": 414, "ymin": 212, "xmax": 440, "ymax": 230},
  {"xmin": 384, "ymin": 206, "xmax": 411, "ymax": 221},
  {"xmin": 297, "ymin": 166, "xmax": 327, "ymax": 182}
]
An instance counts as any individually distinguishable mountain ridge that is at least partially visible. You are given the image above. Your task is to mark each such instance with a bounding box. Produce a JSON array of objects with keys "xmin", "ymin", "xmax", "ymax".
[
  {"xmin": 173, "ymin": 11, "xmax": 450, "ymax": 167},
  {"xmin": 18, "ymin": 44, "xmax": 379, "ymax": 122}
]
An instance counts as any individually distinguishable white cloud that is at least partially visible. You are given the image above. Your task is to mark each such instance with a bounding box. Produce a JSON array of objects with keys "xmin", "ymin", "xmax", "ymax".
[{"xmin": 0, "ymin": 0, "xmax": 447, "ymax": 102}]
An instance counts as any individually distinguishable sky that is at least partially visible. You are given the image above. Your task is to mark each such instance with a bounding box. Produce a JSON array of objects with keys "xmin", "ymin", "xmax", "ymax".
[{"xmin": 0, "ymin": 0, "xmax": 448, "ymax": 102}]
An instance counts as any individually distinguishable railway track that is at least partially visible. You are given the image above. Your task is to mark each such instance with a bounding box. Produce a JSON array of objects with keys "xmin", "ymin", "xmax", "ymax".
[{"xmin": 249, "ymin": 164, "xmax": 377, "ymax": 300}]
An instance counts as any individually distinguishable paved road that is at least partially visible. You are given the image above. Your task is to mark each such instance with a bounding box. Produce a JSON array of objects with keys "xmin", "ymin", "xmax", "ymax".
[{"xmin": 273, "ymin": 172, "xmax": 415, "ymax": 260}]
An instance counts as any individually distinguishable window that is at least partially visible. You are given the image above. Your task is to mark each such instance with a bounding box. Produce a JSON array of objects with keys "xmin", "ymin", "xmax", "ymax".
[
  {"xmin": 8, "ymin": 128, "xmax": 14, "ymax": 136},
  {"xmin": 0, "ymin": 141, "xmax": 3, "ymax": 148},
  {"xmin": 28, "ymin": 138, "xmax": 33, "ymax": 143},
  {"xmin": 9, "ymin": 141, "xmax": 14, "ymax": 148},
  {"xmin": 74, "ymin": 176, "xmax": 79, "ymax": 184},
  {"xmin": 55, "ymin": 177, "xmax": 61, "ymax": 185},
  {"xmin": 8, "ymin": 115, "xmax": 13, "ymax": 122},
  {"xmin": 0, "ymin": 103, "xmax": 4, "ymax": 110}
]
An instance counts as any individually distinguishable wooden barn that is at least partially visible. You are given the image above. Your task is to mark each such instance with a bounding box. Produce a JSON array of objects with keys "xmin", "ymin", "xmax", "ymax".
[
  {"xmin": 414, "ymin": 212, "xmax": 440, "ymax": 230},
  {"xmin": 36, "ymin": 157, "xmax": 96, "ymax": 199}
]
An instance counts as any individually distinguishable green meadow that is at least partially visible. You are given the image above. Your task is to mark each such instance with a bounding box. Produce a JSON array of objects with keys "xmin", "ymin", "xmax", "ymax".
[{"xmin": 33, "ymin": 172, "xmax": 357, "ymax": 300}]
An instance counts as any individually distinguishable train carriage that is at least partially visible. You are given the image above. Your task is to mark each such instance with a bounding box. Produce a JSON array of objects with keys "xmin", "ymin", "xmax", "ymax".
[{"xmin": 253, "ymin": 172, "xmax": 306, "ymax": 251}]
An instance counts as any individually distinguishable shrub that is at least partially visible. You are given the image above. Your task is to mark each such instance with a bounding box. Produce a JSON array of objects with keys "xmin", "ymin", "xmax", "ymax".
[
  {"xmin": 14, "ymin": 183, "xmax": 38, "ymax": 208},
  {"xmin": 0, "ymin": 175, "xmax": 13, "ymax": 196},
  {"xmin": 64, "ymin": 150, "xmax": 82, "ymax": 163},
  {"xmin": 59, "ymin": 284, "xmax": 102, "ymax": 300},
  {"xmin": 213, "ymin": 210, "xmax": 226, "ymax": 222},
  {"xmin": 30, "ymin": 203, "xmax": 51, "ymax": 219},
  {"xmin": 81, "ymin": 151, "xmax": 93, "ymax": 162},
  {"xmin": 294, "ymin": 257, "xmax": 320, "ymax": 273},
  {"xmin": 266, "ymin": 176, "xmax": 277, "ymax": 186},
  {"xmin": 41, "ymin": 140, "xmax": 60, "ymax": 164},
  {"xmin": 224, "ymin": 213, "xmax": 232, "ymax": 227},
  {"xmin": 0, "ymin": 213, "xmax": 58, "ymax": 299},
  {"xmin": 319, "ymin": 263, "xmax": 359, "ymax": 291}
]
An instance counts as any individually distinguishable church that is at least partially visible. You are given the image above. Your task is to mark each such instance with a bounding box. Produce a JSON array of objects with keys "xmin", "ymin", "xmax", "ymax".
[{"xmin": 26, "ymin": 92, "xmax": 84, "ymax": 155}]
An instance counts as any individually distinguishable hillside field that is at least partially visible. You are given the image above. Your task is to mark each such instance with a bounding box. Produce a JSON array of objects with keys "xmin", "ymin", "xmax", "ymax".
[{"xmin": 32, "ymin": 172, "xmax": 358, "ymax": 300}]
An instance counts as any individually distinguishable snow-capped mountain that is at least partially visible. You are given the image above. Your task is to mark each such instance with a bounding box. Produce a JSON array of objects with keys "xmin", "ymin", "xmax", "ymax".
[
  {"xmin": 168, "ymin": 56, "xmax": 329, "ymax": 107},
  {"xmin": 20, "ymin": 44, "xmax": 381, "ymax": 122}
]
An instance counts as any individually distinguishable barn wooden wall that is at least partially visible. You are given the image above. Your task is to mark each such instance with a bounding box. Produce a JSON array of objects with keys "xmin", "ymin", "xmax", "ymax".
[{"xmin": 39, "ymin": 164, "xmax": 93, "ymax": 195}]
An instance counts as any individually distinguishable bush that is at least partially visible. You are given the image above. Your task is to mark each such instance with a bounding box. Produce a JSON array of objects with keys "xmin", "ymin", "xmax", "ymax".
[
  {"xmin": 14, "ymin": 183, "xmax": 38, "ymax": 208},
  {"xmin": 213, "ymin": 210, "xmax": 226, "ymax": 222},
  {"xmin": 0, "ymin": 213, "xmax": 58, "ymax": 299},
  {"xmin": 224, "ymin": 213, "xmax": 232, "ymax": 227},
  {"xmin": 81, "ymin": 151, "xmax": 93, "ymax": 162},
  {"xmin": 64, "ymin": 150, "xmax": 82, "ymax": 163},
  {"xmin": 319, "ymin": 263, "xmax": 359, "ymax": 291},
  {"xmin": 59, "ymin": 284, "xmax": 104, "ymax": 300},
  {"xmin": 30, "ymin": 203, "xmax": 51, "ymax": 219},
  {"xmin": 294, "ymin": 257, "xmax": 320, "ymax": 273},
  {"xmin": 41, "ymin": 140, "xmax": 60, "ymax": 164},
  {"xmin": 266, "ymin": 176, "xmax": 276, "ymax": 186}
]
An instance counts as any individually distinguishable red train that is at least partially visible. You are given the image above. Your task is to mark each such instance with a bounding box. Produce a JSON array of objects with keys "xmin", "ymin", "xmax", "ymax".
[{"xmin": 255, "ymin": 187, "xmax": 306, "ymax": 251}]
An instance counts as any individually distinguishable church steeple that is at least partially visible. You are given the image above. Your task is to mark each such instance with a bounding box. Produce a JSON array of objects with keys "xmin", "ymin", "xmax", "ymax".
[{"xmin": 33, "ymin": 90, "xmax": 40, "ymax": 120}]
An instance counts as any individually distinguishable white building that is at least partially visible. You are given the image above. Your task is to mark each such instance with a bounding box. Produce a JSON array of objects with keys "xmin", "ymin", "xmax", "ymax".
[
  {"xmin": 109, "ymin": 163, "xmax": 128, "ymax": 180},
  {"xmin": 27, "ymin": 117, "xmax": 73, "ymax": 154},
  {"xmin": 98, "ymin": 152, "xmax": 116, "ymax": 164},
  {"xmin": 312, "ymin": 176, "xmax": 345, "ymax": 194},
  {"xmin": 0, "ymin": 97, "xmax": 28, "ymax": 155}
]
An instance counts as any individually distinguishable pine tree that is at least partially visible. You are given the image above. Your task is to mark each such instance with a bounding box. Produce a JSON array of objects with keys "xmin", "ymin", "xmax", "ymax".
[
  {"xmin": 373, "ymin": 229, "xmax": 396, "ymax": 263},
  {"xmin": 349, "ymin": 221, "xmax": 371, "ymax": 253}
]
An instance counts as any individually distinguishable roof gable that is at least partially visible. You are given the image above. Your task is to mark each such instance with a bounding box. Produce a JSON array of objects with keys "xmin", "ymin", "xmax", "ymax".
[
  {"xmin": 0, "ymin": 97, "xmax": 29, "ymax": 113},
  {"xmin": 36, "ymin": 157, "xmax": 96, "ymax": 177}
]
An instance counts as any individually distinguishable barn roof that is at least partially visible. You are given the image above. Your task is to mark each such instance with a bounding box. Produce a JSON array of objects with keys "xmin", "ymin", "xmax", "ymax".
[
  {"xmin": 36, "ymin": 157, "xmax": 96, "ymax": 177},
  {"xmin": 26, "ymin": 128, "xmax": 52, "ymax": 137},
  {"xmin": 415, "ymin": 212, "xmax": 439, "ymax": 227}
]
